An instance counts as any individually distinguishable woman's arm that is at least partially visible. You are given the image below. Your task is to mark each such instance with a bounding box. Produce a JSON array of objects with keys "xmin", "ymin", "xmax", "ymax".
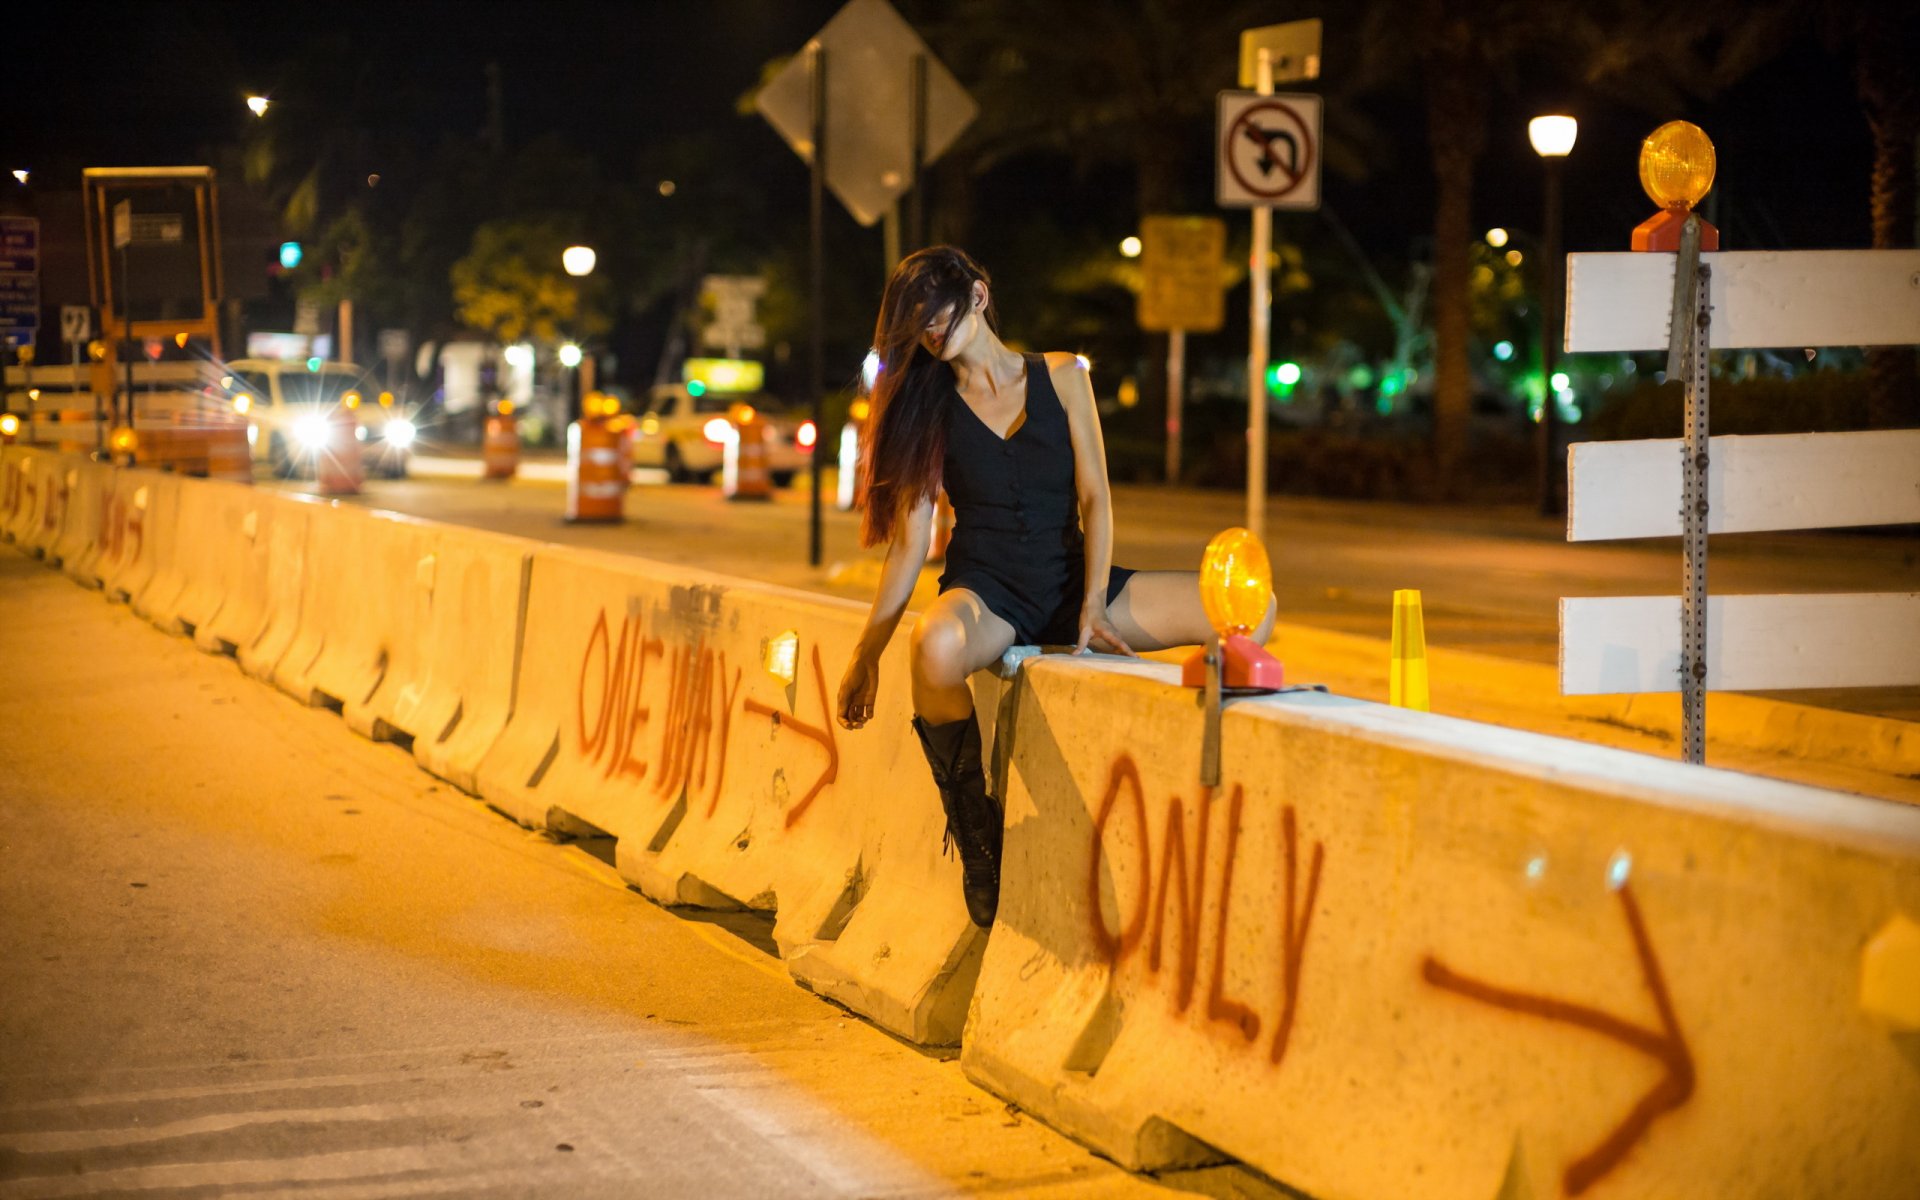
[
  {"xmin": 838, "ymin": 494, "xmax": 934, "ymax": 728},
  {"xmin": 1050, "ymin": 353, "xmax": 1134, "ymax": 656}
]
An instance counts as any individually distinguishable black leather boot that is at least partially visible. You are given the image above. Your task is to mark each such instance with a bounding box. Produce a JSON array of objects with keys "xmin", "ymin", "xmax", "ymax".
[{"xmin": 911, "ymin": 714, "xmax": 1002, "ymax": 928}]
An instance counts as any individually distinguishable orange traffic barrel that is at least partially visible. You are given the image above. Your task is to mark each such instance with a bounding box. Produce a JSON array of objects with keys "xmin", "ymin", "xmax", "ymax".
[
  {"xmin": 58, "ymin": 410, "xmax": 94, "ymax": 454},
  {"xmin": 724, "ymin": 412, "xmax": 773, "ymax": 501},
  {"xmin": 204, "ymin": 409, "xmax": 253, "ymax": 483},
  {"xmin": 483, "ymin": 412, "xmax": 520, "ymax": 480},
  {"xmin": 566, "ymin": 416, "xmax": 626, "ymax": 522},
  {"xmin": 316, "ymin": 406, "xmax": 364, "ymax": 495}
]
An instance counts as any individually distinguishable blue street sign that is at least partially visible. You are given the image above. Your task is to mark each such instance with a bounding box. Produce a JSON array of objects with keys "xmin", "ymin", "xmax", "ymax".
[{"xmin": 0, "ymin": 217, "xmax": 40, "ymax": 339}]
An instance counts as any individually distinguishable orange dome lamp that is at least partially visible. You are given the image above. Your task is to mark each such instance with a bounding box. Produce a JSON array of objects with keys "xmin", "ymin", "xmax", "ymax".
[
  {"xmin": 1181, "ymin": 527, "xmax": 1284, "ymax": 691},
  {"xmin": 1631, "ymin": 121, "xmax": 1719, "ymax": 252}
]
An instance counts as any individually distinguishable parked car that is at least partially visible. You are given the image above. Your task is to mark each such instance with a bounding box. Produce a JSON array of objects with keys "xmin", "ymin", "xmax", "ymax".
[
  {"xmin": 629, "ymin": 384, "xmax": 814, "ymax": 485},
  {"xmin": 217, "ymin": 359, "xmax": 418, "ymax": 479}
]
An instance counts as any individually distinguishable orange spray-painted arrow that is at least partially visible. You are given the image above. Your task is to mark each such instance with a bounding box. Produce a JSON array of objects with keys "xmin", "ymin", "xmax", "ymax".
[
  {"xmin": 743, "ymin": 644, "xmax": 838, "ymax": 828},
  {"xmin": 1421, "ymin": 884, "xmax": 1694, "ymax": 1197}
]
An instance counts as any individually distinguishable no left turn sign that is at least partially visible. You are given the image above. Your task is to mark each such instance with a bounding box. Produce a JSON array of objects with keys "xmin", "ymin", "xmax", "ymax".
[{"xmin": 1217, "ymin": 91, "xmax": 1323, "ymax": 210}]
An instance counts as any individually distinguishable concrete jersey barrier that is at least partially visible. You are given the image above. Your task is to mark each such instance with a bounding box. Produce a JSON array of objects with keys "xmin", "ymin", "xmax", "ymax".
[
  {"xmin": 473, "ymin": 543, "xmax": 982, "ymax": 1045},
  {"xmin": 10, "ymin": 456, "xmax": 1917, "ymax": 1194},
  {"xmin": 963, "ymin": 655, "xmax": 1920, "ymax": 1198}
]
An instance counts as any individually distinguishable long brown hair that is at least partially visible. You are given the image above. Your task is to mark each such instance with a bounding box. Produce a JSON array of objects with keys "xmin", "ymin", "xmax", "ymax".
[{"xmin": 859, "ymin": 246, "xmax": 997, "ymax": 547}]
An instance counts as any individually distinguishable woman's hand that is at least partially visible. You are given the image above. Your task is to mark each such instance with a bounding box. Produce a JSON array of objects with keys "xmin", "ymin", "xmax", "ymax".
[
  {"xmin": 1075, "ymin": 600, "xmax": 1136, "ymax": 657},
  {"xmin": 837, "ymin": 652, "xmax": 880, "ymax": 730}
]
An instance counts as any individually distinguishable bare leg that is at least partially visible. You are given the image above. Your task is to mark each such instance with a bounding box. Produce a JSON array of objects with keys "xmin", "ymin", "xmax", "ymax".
[
  {"xmin": 1104, "ymin": 570, "xmax": 1277, "ymax": 652},
  {"xmin": 911, "ymin": 588, "xmax": 1019, "ymax": 723}
]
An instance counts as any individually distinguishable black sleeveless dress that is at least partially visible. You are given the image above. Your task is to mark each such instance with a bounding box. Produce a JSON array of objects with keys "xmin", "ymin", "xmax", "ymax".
[{"xmin": 937, "ymin": 353, "xmax": 1135, "ymax": 645}]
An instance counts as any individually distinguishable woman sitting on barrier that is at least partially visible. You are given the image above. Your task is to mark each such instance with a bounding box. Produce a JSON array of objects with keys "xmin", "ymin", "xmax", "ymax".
[{"xmin": 836, "ymin": 245, "xmax": 1274, "ymax": 929}]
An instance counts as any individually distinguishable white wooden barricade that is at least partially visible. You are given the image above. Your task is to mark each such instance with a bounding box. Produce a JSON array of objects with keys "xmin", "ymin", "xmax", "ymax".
[{"xmin": 1562, "ymin": 250, "xmax": 1920, "ymax": 729}]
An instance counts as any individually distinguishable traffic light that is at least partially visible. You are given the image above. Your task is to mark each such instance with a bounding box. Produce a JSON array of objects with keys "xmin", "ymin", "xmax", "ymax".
[{"xmin": 279, "ymin": 241, "xmax": 304, "ymax": 269}]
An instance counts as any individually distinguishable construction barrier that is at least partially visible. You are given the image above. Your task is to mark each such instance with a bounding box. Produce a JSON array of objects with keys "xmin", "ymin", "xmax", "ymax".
[
  {"xmin": 53, "ymin": 461, "xmax": 115, "ymax": 586},
  {"xmin": 0, "ymin": 447, "xmax": 31, "ymax": 542},
  {"xmin": 163, "ymin": 476, "xmax": 253, "ymax": 636},
  {"xmin": 15, "ymin": 449, "xmax": 71, "ymax": 560},
  {"xmin": 962, "ymin": 655, "xmax": 1920, "ymax": 1197},
  {"xmin": 234, "ymin": 496, "xmax": 313, "ymax": 683},
  {"xmin": 472, "ymin": 543, "xmax": 981, "ymax": 1044},
  {"xmin": 96, "ymin": 472, "xmax": 168, "ymax": 607},
  {"xmin": 394, "ymin": 524, "xmax": 534, "ymax": 795},
  {"xmin": 8, "ymin": 453, "xmax": 1918, "ymax": 1196},
  {"xmin": 195, "ymin": 488, "xmax": 295, "ymax": 659}
]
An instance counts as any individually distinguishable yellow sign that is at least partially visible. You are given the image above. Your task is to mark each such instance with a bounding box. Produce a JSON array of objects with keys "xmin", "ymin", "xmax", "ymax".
[
  {"xmin": 683, "ymin": 357, "xmax": 765, "ymax": 394},
  {"xmin": 1138, "ymin": 215, "xmax": 1227, "ymax": 333}
]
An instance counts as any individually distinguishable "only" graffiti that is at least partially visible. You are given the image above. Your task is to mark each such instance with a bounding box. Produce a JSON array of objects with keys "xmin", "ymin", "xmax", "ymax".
[{"xmin": 1087, "ymin": 755, "xmax": 1325, "ymax": 1068}]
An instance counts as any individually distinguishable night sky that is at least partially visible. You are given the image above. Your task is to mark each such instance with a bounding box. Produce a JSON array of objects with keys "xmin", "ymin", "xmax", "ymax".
[{"xmin": 8, "ymin": 1, "xmax": 1884, "ymax": 257}]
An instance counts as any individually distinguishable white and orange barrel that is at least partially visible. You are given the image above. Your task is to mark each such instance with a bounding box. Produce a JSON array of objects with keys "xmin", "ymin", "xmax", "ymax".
[
  {"xmin": 724, "ymin": 404, "xmax": 772, "ymax": 502},
  {"xmin": 566, "ymin": 416, "xmax": 626, "ymax": 522},
  {"xmin": 482, "ymin": 404, "xmax": 520, "ymax": 480},
  {"xmin": 316, "ymin": 405, "xmax": 363, "ymax": 495}
]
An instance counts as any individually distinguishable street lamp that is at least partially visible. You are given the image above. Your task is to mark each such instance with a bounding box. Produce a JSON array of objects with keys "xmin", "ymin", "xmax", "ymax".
[
  {"xmin": 1529, "ymin": 113, "xmax": 1577, "ymax": 517},
  {"xmin": 245, "ymin": 94, "xmax": 270, "ymax": 117},
  {"xmin": 560, "ymin": 247, "xmax": 596, "ymax": 425}
]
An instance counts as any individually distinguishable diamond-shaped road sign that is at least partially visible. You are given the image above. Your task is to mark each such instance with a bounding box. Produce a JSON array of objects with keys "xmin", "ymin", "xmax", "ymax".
[{"xmin": 755, "ymin": 0, "xmax": 977, "ymax": 227}]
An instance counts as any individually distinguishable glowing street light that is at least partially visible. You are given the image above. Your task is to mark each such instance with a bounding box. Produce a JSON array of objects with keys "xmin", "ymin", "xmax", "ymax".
[
  {"xmin": 558, "ymin": 342, "xmax": 584, "ymax": 369},
  {"xmin": 1485, "ymin": 227, "xmax": 1509, "ymax": 248},
  {"xmin": 1527, "ymin": 115, "xmax": 1578, "ymax": 159},
  {"xmin": 562, "ymin": 245, "xmax": 597, "ymax": 277},
  {"xmin": 1530, "ymin": 112, "xmax": 1577, "ymax": 517},
  {"xmin": 245, "ymin": 95, "xmax": 271, "ymax": 117},
  {"xmin": 10, "ymin": 170, "xmax": 27, "ymax": 186},
  {"xmin": 1119, "ymin": 236, "xmax": 1142, "ymax": 258}
]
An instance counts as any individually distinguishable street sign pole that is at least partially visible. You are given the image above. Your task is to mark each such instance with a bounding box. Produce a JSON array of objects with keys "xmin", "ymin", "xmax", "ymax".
[
  {"xmin": 809, "ymin": 41, "xmax": 828, "ymax": 569},
  {"xmin": 1247, "ymin": 48, "xmax": 1273, "ymax": 544}
]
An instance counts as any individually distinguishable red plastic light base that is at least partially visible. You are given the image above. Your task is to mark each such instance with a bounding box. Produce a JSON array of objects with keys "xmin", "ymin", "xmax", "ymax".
[
  {"xmin": 1631, "ymin": 208, "xmax": 1720, "ymax": 253},
  {"xmin": 1181, "ymin": 633, "xmax": 1285, "ymax": 692}
]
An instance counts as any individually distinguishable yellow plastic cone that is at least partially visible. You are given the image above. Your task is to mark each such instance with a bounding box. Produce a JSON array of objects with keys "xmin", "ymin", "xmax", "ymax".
[{"xmin": 1390, "ymin": 589, "xmax": 1430, "ymax": 711}]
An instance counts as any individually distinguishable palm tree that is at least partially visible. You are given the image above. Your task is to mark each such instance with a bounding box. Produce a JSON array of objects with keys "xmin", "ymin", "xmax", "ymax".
[
  {"xmin": 1825, "ymin": 1, "xmax": 1919, "ymax": 427},
  {"xmin": 1358, "ymin": 0, "xmax": 1794, "ymax": 495}
]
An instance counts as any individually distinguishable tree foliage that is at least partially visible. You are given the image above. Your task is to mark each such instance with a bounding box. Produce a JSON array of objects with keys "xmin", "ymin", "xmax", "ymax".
[{"xmin": 451, "ymin": 219, "xmax": 610, "ymax": 346}]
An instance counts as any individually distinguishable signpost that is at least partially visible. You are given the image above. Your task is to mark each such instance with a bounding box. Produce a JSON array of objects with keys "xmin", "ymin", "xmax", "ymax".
[
  {"xmin": 1137, "ymin": 216, "xmax": 1226, "ymax": 483},
  {"xmin": 755, "ymin": 0, "xmax": 976, "ymax": 567},
  {"xmin": 1222, "ymin": 18, "xmax": 1321, "ymax": 544}
]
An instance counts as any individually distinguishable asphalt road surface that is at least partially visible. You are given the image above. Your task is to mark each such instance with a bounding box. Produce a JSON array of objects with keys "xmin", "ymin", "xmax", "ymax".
[{"xmin": 0, "ymin": 551, "xmax": 1291, "ymax": 1199}]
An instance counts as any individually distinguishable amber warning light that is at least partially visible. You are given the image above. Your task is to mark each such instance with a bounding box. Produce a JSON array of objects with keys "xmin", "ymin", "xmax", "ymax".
[{"xmin": 1632, "ymin": 121, "xmax": 1719, "ymax": 253}]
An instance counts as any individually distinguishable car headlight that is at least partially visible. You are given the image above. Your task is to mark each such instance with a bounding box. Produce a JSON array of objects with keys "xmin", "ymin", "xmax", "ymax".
[
  {"xmin": 384, "ymin": 419, "xmax": 416, "ymax": 448},
  {"xmin": 293, "ymin": 414, "xmax": 328, "ymax": 447}
]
